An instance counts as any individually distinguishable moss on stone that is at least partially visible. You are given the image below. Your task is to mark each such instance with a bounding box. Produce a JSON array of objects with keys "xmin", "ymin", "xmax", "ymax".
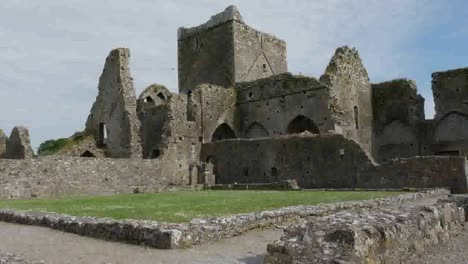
[{"xmin": 37, "ymin": 131, "xmax": 89, "ymax": 156}]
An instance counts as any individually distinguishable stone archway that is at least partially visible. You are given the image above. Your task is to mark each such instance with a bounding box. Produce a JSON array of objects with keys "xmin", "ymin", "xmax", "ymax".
[
  {"xmin": 286, "ymin": 115, "xmax": 319, "ymax": 134},
  {"xmin": 245, "ymin": 122, "xmax": 269, "ymax": 138},
  {"xmin": 211, "ymin": 123, "xmax": 236, "ymax": 141}
]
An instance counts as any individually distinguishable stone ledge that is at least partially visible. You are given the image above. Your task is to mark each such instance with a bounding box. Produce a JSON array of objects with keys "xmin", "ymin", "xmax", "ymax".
[
  {"xmin": 0, "ymin": 253, "xmax": 43, "ymax": 264},
  {"xmin": 0, "ymin": 189, "xmax": 449, "ymax": 249},
  {"xmin": 210, "ymin": 180, "xmax": 300, "ymax": 190},
  {"xmin": 264, "ymin": 200, "xmax": 464, "ymax": 263}
]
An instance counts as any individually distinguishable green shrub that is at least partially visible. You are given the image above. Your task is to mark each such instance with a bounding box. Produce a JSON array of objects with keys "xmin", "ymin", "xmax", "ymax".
[{"xmin": 37, "ymin": 138, "xmax": 69, "ymax": 156}]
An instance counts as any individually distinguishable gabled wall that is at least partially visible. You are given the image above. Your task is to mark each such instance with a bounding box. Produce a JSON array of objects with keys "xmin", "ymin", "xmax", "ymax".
[
  {"xmin": 320, "ymin": 47, "xmax": 373, "ymax": 156},
  {"xmin": 85, "ymin": 48, "xmax": 142, "ymax": 158}
]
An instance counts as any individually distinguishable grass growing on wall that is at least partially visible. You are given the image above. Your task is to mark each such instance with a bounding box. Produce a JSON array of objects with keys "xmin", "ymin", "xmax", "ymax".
[
  {"xmin": 37, "ymin": 131, "xmax": 88, "ymax": 156},
  {"xmin": 0, "ymin": 191, "xmax": 405, "ymax": 223}
]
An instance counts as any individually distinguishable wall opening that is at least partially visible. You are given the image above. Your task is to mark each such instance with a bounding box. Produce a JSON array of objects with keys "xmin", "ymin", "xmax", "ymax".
[
  {"xmin": 245, "ymin": 122, "xmax": 269, "ymax": 138},
  {"xmin": 205, "ymin": 156, "xmax": 217, "ymax": 184},
  {"xmin": 98, "ymin": 122, "xmax": 107, "ymax": 147},
  {"xmin": 435, "ymin": 150, "xmax": 460, "ymax": 156},
  {"xmin": 187, "ymin": 90, "xmax": 195, "ymax": 121},
  {"xmin": 156, "ymin": 93, "xmax": 165, "ymax": 101},
  {"xmin": 286, "ymin": 115, "xmax": 319, "ymax": 135},
  {"xmin": 150, "ymin": 149, "xmax": 161, "ymax": 159},
  {"xmin": 80, "ymin": 150, "xmax": 96, "ymax": 158},
  {"xmin": 145, "ymin": 96, "xmax": 154, "ymax": 103},
  {"xmin": 271, "ymin": 167, "xmax": 278, "ymax": 180},
  {"xmin": 192, "ymin": 36, "xmax": 201, "ymax": 52},
  {"xmin": 211, "ymin": 123, "xmax": 236, "ymax": 141},
  {"xmin": 354, "ymin": 106, "xmax": 359, "ymax": 129}
]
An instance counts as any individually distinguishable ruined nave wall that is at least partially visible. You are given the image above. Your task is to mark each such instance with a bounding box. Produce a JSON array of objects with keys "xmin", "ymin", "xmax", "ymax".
[{"xmin": 236, "ymin": 73, "xmax": 334, "ymax": 137}]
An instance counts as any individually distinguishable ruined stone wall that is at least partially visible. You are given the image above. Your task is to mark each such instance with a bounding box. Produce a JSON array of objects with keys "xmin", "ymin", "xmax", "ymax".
[
  {"xmin": 0, "ymin": 157, "xmax": 178, "ymax": 199},
  {"xmin": 433, "ymin": 67, "xmax": 468, "ymax": 119},
  {"xmin": 85, "ymin": 48, "xmax": 142, "ymax": 158},
  {"xmin": 138, "ymin": 84, "xmax": 174, "ymax": 159},
  {"xmin": 232, "ymin": 21, "xmax": 287, "ymax": 83},
  {"xmin": 236, "ymin": 73, "xmax": 334, "ymax": 137},
  {"xmin": 265, "ymin": 201, "xmax": 464, "ymax": 264},
  {"xmin": 202, "ymin": 134, "xmax": 468, "ymax": 192},
  {"xmin": 177, "ymin": 5, "xmax": 287, "ymax": 94},
  {"xmin": 372, "ymin": 79, "xmax": 425, "ymax": 161},
  {"xmin": 201, "ymin": 134, "xmax": 375, "ymax": 187},
  {"xmin": 4, "ymin": 127, "xmax": 34, "ymax": 159},
  {"xmin": 177, "ymin": 7, "xmax": 237, "ymax": 93},
  {"xmin": 191, "ymin": 84, "xmax": 237, "ymax": 143},
  {"xmin": 361, "ymin": 156, "xmax": 468, "ymax": 193},
  {"xmin": 138, "ymin": 84, "xmax": 202, "ymax": 184},
  {"xmin": 432, "ymin": 112, "xmax": 468, "ymax": 156},
  {"xmin": 320, "ymin": 46, "xmax": 373, "ymax": 156}
]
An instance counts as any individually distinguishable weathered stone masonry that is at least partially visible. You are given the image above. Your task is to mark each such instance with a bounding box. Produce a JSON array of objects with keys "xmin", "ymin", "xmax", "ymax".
[
  {"xmin": 2, "ymin": 5, "xmax": 468, "ymax": 198},
  {"xmin": 3, "ymin": 127, "xmax": 34, "ymax": 160},
  {"xmin": 85, "ymin": 48, "xmax": 142, "ymax": 158}
]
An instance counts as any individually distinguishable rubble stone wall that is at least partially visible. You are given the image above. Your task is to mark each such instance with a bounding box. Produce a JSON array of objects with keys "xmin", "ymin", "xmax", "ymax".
[
  {"xmin": 4, "ymin": 127, "xmax": 34, "ymax": 159},
  {"xmin": 0, "ymin": 157, "xmax": 175, "ymax": 199},
  {"xmin": 0, "ymin": 189, "xmax": 448, "ymax": 249},
  {"xmin": 361, "ymin": 156, "xmax": 468, "ymax": 193},
  {"xmin": 85, "ymin": 48, "xmax": 142, "ymax": 158},
  {"xmin": 201, "ymin": 134, "xmax": 375, "ymax": 187},
  {"xmin": 203, "ymin": 135, "xmax": 468, "ymax": 192},
  {"xmin": 320, "ymin": 46, "xmax": 373, "ymax": 156},
  {"xmin": 372, "ymin": 79, "xmax": 425, "ymax": 162},
  {"xmin": 265, "ymin": 200, "xmax": 464, "ymax": 264}
]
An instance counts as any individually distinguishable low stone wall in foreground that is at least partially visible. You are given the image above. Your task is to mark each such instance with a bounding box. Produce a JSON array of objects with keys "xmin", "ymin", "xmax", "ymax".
[
  {"xmin": 0, "ymin": 189, "xmax": 448, "ymax": 249},
  {"xmin": 265, "ymin": 201, "xmax": 464, "ymax": 263}
]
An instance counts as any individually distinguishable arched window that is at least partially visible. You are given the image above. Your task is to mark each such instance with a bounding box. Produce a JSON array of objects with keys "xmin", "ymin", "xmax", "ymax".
[
  {"xmin": 156, "ymin": 93, "xmax": 165, "ymax": 101},
  {"xmin": 211, "ymin": 123, "xmax": 236, "ymax": 141},
  {"xmin": 354, "ymin": 106, "xmax": 359, "ymax": 129},
  {"xmin": 145, "ymin": 96, "xmax": 154, "ymax": 103},
  {"xmin": 98, "ymin": 122, "xmax": 107, "ymax": 147},
  {"xmin": 80, "ymin": 150, "xmax": 96, "ymax": 158},
  {"xmin": 286, "ymin": 115, "xmax": 319, "ymax": 134},
  {"xmin": 245, "ymin": 122, "xmax": 269, "ymax": 138}
]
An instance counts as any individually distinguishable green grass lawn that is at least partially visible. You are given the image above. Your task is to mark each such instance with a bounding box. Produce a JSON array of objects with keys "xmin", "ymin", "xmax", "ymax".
[{"xmin": 0, "ymin": 191, "xmax": 405, "ymax": 223}]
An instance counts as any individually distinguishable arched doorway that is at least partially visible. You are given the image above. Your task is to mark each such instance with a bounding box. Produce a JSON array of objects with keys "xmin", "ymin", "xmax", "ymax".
[
  {"xmin": 286, "ymin": 115, "xmax": 320, "ymax": 134},
  {"xmin": 80, "ymin": 150, "xmax": 96, "ymax": 158},
  {"xmin": 211, "ymin": 123, "xmax": 236, "ymax": 141}
]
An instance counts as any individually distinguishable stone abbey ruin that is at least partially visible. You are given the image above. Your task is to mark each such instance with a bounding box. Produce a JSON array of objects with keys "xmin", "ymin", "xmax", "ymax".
[{"xmin": 1, "ymin": 5, "xmax": 468, "ymax": 198}]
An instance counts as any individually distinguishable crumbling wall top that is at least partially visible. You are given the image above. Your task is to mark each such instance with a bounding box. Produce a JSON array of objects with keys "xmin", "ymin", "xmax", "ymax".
[
  {"xmin": 432, "ymin": 67, "xmax": 468, "ymax": 79},
  {"xmin": 321, "ymin": 46, "xmax": 370, "ymax": 84},
  {"xmin": 178, "ymin": 5, "xmax": 244, "ymax": 40},
  {"xmin": 5, "ymin": 126, "xmax": 34, "ymax": 159}
]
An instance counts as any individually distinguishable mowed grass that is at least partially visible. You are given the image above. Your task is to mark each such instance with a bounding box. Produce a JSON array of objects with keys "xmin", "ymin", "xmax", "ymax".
[{"xmin": 0, "ymin": 191, "xmax": 405, "ymax": 223}]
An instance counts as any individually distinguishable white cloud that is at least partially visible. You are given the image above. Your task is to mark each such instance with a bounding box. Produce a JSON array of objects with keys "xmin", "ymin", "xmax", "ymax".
[{"xmin": 0, "ymin": 0, "xmax": 446, "ymax": 148}]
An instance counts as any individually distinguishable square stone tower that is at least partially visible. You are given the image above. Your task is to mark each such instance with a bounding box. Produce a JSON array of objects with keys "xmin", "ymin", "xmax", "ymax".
[{"xmin": 177, "ymin": 5, "xmax": 288, "ymax": 94}]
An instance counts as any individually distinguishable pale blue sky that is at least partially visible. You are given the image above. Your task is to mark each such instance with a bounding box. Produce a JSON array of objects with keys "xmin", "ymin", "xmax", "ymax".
[{"xmin": 1, "ymin": 0, "xmax": 467, "ymax": 149}]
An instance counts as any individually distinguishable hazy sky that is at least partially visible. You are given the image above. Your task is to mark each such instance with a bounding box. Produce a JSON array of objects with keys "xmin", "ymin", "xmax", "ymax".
[{"xmin": 1, "ymin": 0, "xmax": 468, "ymax": 149}]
